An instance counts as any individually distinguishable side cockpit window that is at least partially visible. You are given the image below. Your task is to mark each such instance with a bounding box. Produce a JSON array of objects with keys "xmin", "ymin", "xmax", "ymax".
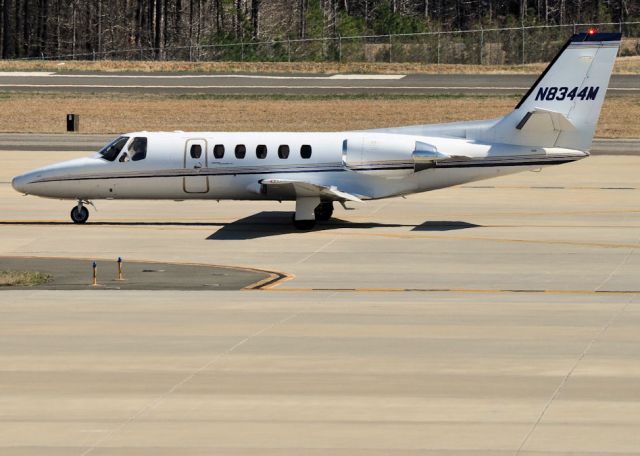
[
  {"xmin": 129, "ymin": 137, "xmax": 147, "ymax": 161},
  {"xmin": 98, "ymin": 136, "xmax": 129, "ymax": 162},
  {"xmin": 118, "ymin": 137, "xmax": 147, "ymax": 163}
]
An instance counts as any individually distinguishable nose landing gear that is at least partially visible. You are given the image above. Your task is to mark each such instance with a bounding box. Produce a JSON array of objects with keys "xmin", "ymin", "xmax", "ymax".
[{"xmin": 70, "ymin": 201, "xmax": 90, "ymax": 224}]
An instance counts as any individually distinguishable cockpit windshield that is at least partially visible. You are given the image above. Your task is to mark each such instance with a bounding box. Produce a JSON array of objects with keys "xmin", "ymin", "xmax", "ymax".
[{"xmin": 98, "ymin": 136, "xmax": 129, "ymax": 162}]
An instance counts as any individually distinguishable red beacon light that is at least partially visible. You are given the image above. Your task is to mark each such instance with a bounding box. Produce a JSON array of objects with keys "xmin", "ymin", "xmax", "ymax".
[{"xmin": 587, "ymin": 28, "xmax": 598, "ymax": 35}]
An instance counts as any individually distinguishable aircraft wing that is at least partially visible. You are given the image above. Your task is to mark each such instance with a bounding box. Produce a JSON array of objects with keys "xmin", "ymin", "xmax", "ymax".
[{"xmin": 259, "ymin": 179, "xmax": 363, "ymax": 202}]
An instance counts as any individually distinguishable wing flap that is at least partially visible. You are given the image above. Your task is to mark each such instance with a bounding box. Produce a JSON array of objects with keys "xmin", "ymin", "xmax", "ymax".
[{"xmin": 259, "ymin": 179, "xmax": 364, "ymax": 202}]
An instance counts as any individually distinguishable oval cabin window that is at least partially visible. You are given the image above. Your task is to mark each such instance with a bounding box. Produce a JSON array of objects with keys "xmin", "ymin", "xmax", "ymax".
[
  {"xmin": 190, "ymin": 144, "xmax": 202, "ymax": 159},
  {"xmin": 301, "ymin": 144, "xmax": 312, "ymax": 159},
  {"xmin": 278, "ymin": 145, "xmax": 289, "ymax": 159},
  {"xmin": 213, "ymin": 144, "xmax": 225, "ymax": 159},
  {"xmin": 256, "ymin": 145, "xmax": 267, "ymax": 159}
]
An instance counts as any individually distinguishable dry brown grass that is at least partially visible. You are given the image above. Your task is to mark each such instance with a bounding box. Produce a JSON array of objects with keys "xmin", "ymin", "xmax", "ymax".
[
  {"xmin": 0, "ymin": 93, "xmax": 637, "ymax": 137},
  {"xmin": 0, "ymin": 56, "xmax": 638, "ymax": 74},
  {"xmin": 0, "ymin": 59, "xmax": 549, "ymax": 74},
  {"xmin": 611, "ymin": 55, "xmax": 640, "ymax": 74},
  {"xmin": 0, "ymin": 271, "xmax": 50, "ymax": 286}
]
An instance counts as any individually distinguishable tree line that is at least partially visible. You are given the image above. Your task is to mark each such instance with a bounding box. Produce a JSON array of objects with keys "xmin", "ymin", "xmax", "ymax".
[{"xmin": 1, "ymin": 0, "xmax": 637, "ymax": 59}]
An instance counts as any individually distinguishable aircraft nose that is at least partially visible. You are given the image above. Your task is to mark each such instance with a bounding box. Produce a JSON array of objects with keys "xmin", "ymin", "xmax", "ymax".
[{"xmin": 11, "ymin": 174, "xmax": 31, "ymax": 194}]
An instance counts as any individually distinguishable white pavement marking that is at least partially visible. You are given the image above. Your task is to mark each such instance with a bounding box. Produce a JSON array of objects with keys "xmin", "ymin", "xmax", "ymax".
[
  {"xmin": 0, "ymin": 83, "xmax": 530, "ymax": 90},
  {"xmin": 329, "ymin": 74, "xmax": 406, "ymax": 80},
  {"xmin": 0, "ymin": 72, "xmax": 406, "ymax": 80},
  {"xmin": 0, "ymin": 71, "xmax": 56, "ymax": 76}
]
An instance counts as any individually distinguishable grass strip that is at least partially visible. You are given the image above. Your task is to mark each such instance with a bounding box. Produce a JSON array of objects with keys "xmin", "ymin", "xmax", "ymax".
[
  {"xmin": 0, "ymin": 271, "xmax": 51, "ymax": 287},
  {"xmin": 0, "ymin": 92, "xmax": 636, "ymax": 137}
]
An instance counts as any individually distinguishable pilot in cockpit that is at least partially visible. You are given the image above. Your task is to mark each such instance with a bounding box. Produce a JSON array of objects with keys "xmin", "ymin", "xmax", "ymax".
[{"xmin": 119, "ymin": 138, "xmax": 147, "ymax": 163}]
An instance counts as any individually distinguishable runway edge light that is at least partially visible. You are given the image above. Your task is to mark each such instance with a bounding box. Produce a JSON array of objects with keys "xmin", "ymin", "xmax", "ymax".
[
  {"xmin": 117, "ymin": 257, "xmax": 125, "ymax": 281},
  {"xmin": 92, "ymin": 261, "xmax": 97, "ymax": 287}
]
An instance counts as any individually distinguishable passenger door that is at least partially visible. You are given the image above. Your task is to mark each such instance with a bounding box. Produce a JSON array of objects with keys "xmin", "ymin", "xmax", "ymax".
[{"xmin": 184, "ymin": 139, "xmax": 209, "ymax": 193}]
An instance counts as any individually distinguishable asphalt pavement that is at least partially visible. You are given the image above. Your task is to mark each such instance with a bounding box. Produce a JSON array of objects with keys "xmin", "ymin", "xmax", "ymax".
[
  {"xmin": 0, "ymin": 133, "xmax": 635, "ymax": 155},
  {"xmin": 0, "ymin": 256, "xmax": 274, "ymax": 290},
  {"xmin": 0, "ymin": 71, "xmax": 638, "ymax": 95}
]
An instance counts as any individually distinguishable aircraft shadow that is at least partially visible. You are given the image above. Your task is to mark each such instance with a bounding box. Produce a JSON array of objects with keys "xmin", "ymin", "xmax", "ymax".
[
  {"xmin": 0, "ymin": 215, "xmax": 481, "ymax": 240},
  {"xmin": 207, "ymin": 212, "xmax": 481, "ymax": 240},
  {"xmin": 0, "ymin": 221, "xmax": 226, "ymax": 227},
  {"xmin": 412, "ymin": 221, "xmax": 481, "ymax": 232}
]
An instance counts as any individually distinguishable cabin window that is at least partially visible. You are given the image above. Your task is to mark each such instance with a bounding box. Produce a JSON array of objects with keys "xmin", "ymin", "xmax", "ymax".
[
  {"xmin": 98, "ymin": 136, "xmax": 129, "ymax": 162},
  {"xmin": 256, "ymin": 144, "xmax": 267, "ymax": 159},
  {"xmin": 235, "ymin": 144, "xmax": 246, "ymax": 159},
  {"xmin": 301, "ymin": 144, "xmax": 312, "ymax": 159},
  {"xmin": 278, "ymin": 145, "xmax": 289, "ymax": 159},
  {"xmin": 213, "ymin": 144, "xmax": 225, "ymax": 159},
  {"xmin": 190, "ymin": 144, "xmax": 202, "ymax": 159},
  {"xmin": 129, "ymin": 137, "xmax": 147, "ymax": 162}
]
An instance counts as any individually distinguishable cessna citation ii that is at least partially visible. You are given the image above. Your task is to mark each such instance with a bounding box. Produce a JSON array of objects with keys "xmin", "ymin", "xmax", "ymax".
[{"xmin": 12, "ymin": 32, "xmax": 621, "ymax": 229}]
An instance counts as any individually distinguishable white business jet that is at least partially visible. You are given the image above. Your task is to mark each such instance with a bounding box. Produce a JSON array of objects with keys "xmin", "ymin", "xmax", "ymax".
[{"xmin": 12, "ymin": 31, "xmax": 621, "ymax": 229}]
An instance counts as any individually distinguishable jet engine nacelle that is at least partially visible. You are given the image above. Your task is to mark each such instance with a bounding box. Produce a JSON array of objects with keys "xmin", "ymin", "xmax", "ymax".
[{"xmin": 342, "ymin": 134, "xmax": 416, "ymax": 178}]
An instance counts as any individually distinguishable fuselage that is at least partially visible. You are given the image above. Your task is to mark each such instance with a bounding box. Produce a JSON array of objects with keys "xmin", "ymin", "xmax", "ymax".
[{"xmin": 12, "ymin": 131, "xmax": 587, "ymax": 202}]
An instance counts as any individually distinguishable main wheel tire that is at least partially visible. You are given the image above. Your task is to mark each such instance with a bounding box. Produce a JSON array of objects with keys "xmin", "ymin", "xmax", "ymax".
[
  {"xmin": 314, "ymin": 201, "xmax": 334, "ymax": 221},
  {"xmin": 70, "ymin": 206, "xmax": 89, "ymax": 224},
  {"xmin": 293, "ymin": 218, "xmax": 316, "ymax": 230}
]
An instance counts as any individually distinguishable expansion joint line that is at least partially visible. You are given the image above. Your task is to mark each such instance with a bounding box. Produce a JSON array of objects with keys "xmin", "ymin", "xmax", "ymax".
[
  {"xmin": 595, "ymin": 234, "xmax": 637, "ymax": 291},
  {"xmin": 79, "ymin": 311, "xmax": 297, "ymax": 456},
  {"xmin": 514, "ymin": 296, "xmax": 633, "ymax": 455}
]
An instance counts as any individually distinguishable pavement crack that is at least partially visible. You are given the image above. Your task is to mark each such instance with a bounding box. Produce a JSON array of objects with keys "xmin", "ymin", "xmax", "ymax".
[
  {"xmin": 514, "ymin": 297, "xmax": 632, "ymax": 455},
  {"xmin": 79, "ymin": 311, "xmax": 298, "ymax": 456},
  {"xmin": 295, "ymin": 238, "xmax": 336, "ymax": 265},
  {"xmin": 595, "ymin": 234, "xmax": 638, "ymax": 291}
]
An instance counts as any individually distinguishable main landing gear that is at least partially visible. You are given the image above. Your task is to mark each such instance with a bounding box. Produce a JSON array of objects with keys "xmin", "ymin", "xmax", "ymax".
[
  {"xmin": 314, "ymin": 201, "xmax": 334, "ymax": 221},
  {"xmin": 292, "ymin": 197, "xmax": 334, "ymax": 230},
  {"xmin": 70, "ymin": 201, "xmax": 90, "ymax": 224}
]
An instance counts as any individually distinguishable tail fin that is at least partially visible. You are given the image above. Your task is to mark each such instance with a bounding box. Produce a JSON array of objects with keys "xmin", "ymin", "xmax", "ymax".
[{"xmin": 486, "ymin": 32, "xmax": 621, "ymax": 151}]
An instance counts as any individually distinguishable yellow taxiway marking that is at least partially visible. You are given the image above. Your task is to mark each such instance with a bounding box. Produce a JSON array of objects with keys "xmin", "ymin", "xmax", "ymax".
[
  {"xmin": 262, "ymin": 287, "xmax": 640, "ymax": 295},
  {"xmin": 318, "ymin": 230, "xmax": 640, "ymax": 250},
  {"xmin": 1, "ymin": 219, "xmax": 639, "ymax": 250}
]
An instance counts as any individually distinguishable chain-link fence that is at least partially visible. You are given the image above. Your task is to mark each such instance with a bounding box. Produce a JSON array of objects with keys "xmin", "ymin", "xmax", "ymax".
[{"xmin": 27, "ymin": 21, "xmax": 640, "ymax": 65}]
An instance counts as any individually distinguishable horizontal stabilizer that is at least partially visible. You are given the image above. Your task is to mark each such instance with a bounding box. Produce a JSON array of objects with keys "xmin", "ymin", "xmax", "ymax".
[
  {"xmin": 515, "ymin": 108, "xmax": 577, "ymax": 133},
  {"xmin": 259, "ymin": 179, "xmax": 363, "ymax": 202}
]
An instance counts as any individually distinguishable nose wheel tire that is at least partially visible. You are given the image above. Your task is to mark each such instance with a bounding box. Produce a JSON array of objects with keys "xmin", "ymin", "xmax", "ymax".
[{"xmin": 70, "ymin": 206, "xmax": 89, "ymax": 224}]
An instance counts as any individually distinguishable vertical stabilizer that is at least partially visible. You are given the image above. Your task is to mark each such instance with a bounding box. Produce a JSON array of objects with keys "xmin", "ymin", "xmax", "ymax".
[{"xmin": 483, "ymin": 32, "xmax": 621, "ymax": 151}]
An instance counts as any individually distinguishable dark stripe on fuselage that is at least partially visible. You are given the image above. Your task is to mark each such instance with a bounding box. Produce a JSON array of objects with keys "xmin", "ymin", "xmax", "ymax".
[
  {"xmin": 435, "ymin": 158, "xmax": 575, "ymax": 168},
  {"xmin": 30, "ymin": 156, "xmax": 580, "ymax": 185}
]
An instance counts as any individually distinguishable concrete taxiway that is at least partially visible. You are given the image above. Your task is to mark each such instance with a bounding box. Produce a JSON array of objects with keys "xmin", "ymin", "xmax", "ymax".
[
  {"xmin": 0, "ymin": 150, "xmax": 639, "ymax": 454},
  {"xmin": 0, "ymin": 71, "xmax": 638, "ymax": 95}
]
